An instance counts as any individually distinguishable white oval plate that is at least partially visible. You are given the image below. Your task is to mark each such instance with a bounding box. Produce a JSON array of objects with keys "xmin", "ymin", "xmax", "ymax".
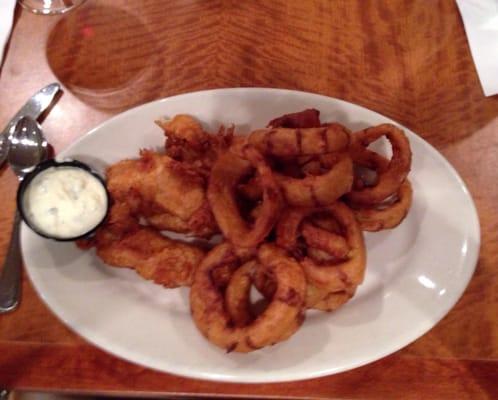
[{"xmin": 21, "ymin": 88, "xmax": 480, "ymax": 383}]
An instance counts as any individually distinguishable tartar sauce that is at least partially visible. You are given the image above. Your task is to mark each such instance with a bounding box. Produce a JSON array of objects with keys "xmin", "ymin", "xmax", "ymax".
[{"xmin": 22, "ymin": 166, "xmax": 108, "ymax": 238}]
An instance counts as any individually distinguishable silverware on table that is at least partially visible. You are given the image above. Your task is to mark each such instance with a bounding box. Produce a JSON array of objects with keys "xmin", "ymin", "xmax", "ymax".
[
  {"xmin": 0, "ymin": 116, "xmax": 49, "ymax": 313},
  {"xmin": 0, "ymin": 83, "xmax": 60, "ymax": 167}
]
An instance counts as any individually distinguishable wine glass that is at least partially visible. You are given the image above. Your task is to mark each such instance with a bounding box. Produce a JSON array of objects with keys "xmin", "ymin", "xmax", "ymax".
[{"xmin": 18, "ymin": 0, "xmax": 87, "ymax": 15}]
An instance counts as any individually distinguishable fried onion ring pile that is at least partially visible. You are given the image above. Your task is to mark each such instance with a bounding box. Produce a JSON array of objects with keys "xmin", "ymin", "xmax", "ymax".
[
  {"xmin": 190, "ymin": 243, "xmax": 306, "ymax": 352},
  {"xmin": 79, "ymin": 109, "xmax": 413, "ymax": 353}
]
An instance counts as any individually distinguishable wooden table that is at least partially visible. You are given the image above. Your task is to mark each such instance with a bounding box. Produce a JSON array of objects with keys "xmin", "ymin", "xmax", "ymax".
[{"xmin": 0, "ymin": 1, "xmax": 497, "ymax": 398}]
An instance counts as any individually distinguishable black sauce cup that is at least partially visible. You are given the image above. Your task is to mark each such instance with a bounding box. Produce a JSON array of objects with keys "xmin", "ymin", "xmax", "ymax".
[{"xmin": 17, "ymin": 159, "xmax": 110, "ymax": 241}]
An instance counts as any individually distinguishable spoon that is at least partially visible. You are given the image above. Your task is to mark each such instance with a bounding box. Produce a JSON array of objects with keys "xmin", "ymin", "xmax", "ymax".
[
  {"xmin": 0, "ymin": 83, "xmax": 60, "ymax": 167},
  {"xmin": 0, "ymin": 116, "xmax": 48, "ymax": 313}
]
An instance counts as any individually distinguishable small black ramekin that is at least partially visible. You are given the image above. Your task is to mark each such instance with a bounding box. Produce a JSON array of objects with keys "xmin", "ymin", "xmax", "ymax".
[{"xmin": 17, "ymin": 159, "xmax": 110, "ymax": 241}]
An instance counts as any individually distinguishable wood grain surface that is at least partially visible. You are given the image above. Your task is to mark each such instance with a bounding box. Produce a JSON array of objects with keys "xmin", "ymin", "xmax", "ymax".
[{"xmin": 1, "ymin": 0, "xmax": 497, "ymax": 399}]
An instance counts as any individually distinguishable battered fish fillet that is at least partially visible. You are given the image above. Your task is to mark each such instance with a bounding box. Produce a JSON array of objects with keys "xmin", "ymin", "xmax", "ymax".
[
  {"xmin": 156, "ymin": 114, "xmax": 234, "ymax": 177},
  {"xmin": 106, "ymin": 149, "xmax": 217, "ymax": 237},
  {"xmin": 94, "ymin": 202, "xmax": 205, "ymax": 288},
  {"xmin": 157, "ymin": 114, "xmax": 208, "ymax": 152}
]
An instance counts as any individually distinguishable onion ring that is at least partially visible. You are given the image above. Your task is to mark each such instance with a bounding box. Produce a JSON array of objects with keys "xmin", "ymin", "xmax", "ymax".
[
  {"xmin": 306, "ymin": 247, "xmax": 336, "ymax": 263},
  {"xmin": 224, "ymin": 260, "xmax": 259, "ymax": 327},
  {"xmin": 252, "ymin": 258, "xmax": 355, "ymax": 311},
  {"xmin": 224, "ymin": 260, "xmax": 304, "ymax": 340},
  {"xmin": 301, "ymin": 222, "xmax": 349, "ymax": 259},
  {"xmin": 248, "ymin": 124, "xmax": 350, "ymax": 157},
  {"xmin": 237, "ymin": 175, "xmax": 263, "ymax": 201},
  {"xmin": 348, "ymin": 124, "xmax": 411, "ymax": 205},
  {"xmin": 309, "ymin": 213, "xmax": 341, "ymax": 232},
  {"xmin": 351, "ymin": 179, "xmax": 413, "ymax": 231},
  {"xmin": 276, "ymin": 202, "xmax": 366, "ymax": 292},
  {"xmin": 276, "ymin": 153, "xmax": 353, "ymax": 207},
  {"xmin": 208, "ymin": 144, "xmax": 282, "ymax": 248},
  {"xmin": 309, "ymin": 285, "xmax": 356, "ymax": 312},
  {"xmin": 190, "ymin": 243, "xmax": 306, "ymax": 352},
  {"xmin": 238, "ymin": 154, "xmax": 353, "ymax": 207}
]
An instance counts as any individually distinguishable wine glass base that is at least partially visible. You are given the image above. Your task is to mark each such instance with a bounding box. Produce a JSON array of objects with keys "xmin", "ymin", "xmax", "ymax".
[{"xmin": 18, "ymin": 0, "xmax": 87, "ymax": 15}]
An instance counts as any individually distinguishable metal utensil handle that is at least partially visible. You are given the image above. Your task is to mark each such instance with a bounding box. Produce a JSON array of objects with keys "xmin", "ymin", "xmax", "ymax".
[
  {"xmin": 0, "ymin": 83, "xmax": 61, "ymax": 138},
  {"xmin": 0, "ymin": 212, "xmax": 22, "ymax": 313}
]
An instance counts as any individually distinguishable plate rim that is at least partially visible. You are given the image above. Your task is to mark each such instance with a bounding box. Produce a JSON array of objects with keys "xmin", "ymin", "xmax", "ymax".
[{"xmin": 22, "ymin": 87, "xmax": 481, "ymax": 383}]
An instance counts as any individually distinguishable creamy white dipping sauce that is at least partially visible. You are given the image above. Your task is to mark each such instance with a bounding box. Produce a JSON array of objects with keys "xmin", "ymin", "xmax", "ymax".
[{"xmin": 23, "ymin": 166, "xmax": 108, "ymax": 238}]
